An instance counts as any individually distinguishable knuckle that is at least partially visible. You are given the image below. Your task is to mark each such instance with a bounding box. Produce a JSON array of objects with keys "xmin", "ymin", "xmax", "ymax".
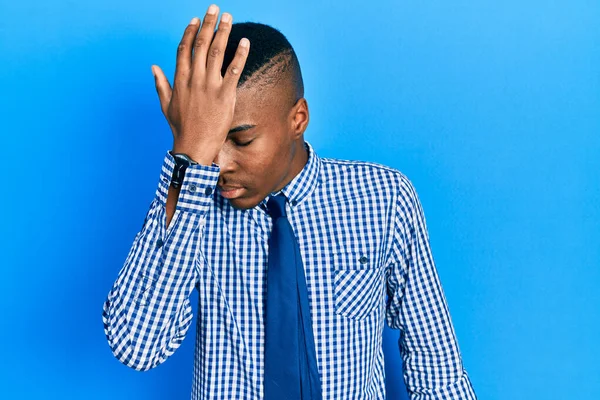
[
  {"xmin": 228, "ymin": 63, "xmax": 241, "ymax": 75},
  {"xmin": 191, "ymin": 78, "xmax": 207, "ymax": 90},
  {"xmin": 194, "ymin": 37, "xmax": 207, "ymax": 49},
  {"xmin": 217, "ymin": 23, "xmax": 231, "ymax": 32},
  {"xmin": 177, "ymin": 42, "xmax": 187, "ymax": 53},
  {"xmin": 201, "ymin": 16, "xmax": 216, "ymax": 30},
  {"xmin": 209, "ymin": 46, "xmax": 221, "ymax": 58},
  {"xmin": 236, "ymin": 45, "xmax": 248, "ymax": 56}
]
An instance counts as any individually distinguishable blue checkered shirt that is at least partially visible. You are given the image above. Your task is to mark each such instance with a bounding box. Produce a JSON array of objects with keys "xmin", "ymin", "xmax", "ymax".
[{"xmin": 102, "ymin": 140, "xmax": 477, "ymax": 399}]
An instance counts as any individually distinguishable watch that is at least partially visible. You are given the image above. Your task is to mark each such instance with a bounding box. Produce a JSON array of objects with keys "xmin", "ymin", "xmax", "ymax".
[{"xmin": 170, "ymin": 152, "xmax": 199, "ymax": 189}]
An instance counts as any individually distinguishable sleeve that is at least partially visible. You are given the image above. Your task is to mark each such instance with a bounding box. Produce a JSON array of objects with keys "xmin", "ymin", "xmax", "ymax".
[
  {"xmin": 385, "ymin": 175, "xmax": 477, "ymax": 399},
  {"xmin": 101, "ymin": 150, "xmax": 220, "ymax": 371}
]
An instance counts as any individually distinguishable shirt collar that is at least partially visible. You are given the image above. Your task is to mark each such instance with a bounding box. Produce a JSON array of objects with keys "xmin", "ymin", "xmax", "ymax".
[{"xmin": 256, "ymin": 140, "xmax": 322, "ymax": 213}]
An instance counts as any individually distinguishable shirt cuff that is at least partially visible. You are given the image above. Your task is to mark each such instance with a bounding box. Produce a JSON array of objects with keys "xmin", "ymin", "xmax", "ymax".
[{"xmin": 155, "ymin": 150, "xmax": 220, "ymax": 213}]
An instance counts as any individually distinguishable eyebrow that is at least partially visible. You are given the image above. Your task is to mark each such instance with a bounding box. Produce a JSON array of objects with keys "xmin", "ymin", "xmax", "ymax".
[{"xmin": 228, "ymin": 124, "xmax": 257, "ymax": 135}]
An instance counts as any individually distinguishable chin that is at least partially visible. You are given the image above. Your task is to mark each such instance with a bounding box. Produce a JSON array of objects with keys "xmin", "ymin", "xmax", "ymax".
[{"xmin": 227, "ymin": 196, "xmax": 262, "ymax": 211}]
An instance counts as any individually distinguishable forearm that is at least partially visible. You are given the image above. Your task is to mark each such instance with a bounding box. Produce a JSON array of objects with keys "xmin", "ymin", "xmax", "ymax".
[
  {"xmin": 102, "ymin": 198, "xmax": 201, "ymax": 370},
  {"xmin": 102, "ymin": 150, "xmax": 220, "ymax": 371},
  {"xmin": 166, "ymin": 184, "xmax": 180, "ymax": 228}
]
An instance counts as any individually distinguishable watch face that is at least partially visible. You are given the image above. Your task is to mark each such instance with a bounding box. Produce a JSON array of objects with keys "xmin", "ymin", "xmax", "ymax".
[
  {"xmin": 172, "ymin": 159, "xmax": 187, "ymax": 186},
  {"xmin": 174, "ymin": 154, "xmax": 191, "ymax": 165},
  {"xmin": 173, "ymin": 153, "xmax": 198, "ymax": 165}
]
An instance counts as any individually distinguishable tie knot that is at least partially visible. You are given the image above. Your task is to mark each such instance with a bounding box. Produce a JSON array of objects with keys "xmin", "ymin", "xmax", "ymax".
[{"xmin": 266, "ymin": 193, "xmax": 287, "ymax": 219}]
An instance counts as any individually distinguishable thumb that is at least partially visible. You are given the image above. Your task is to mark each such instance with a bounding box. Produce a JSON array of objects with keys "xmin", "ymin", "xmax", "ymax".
[{"xmin": 151, "ymin": 65, "xmax": 172, "ymax": 117}]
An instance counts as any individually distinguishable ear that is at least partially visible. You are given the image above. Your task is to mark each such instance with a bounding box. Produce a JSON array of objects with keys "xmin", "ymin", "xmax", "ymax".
[{"xmin": 289, "ymin": 97, "xmax": 309, "ymax": 140}]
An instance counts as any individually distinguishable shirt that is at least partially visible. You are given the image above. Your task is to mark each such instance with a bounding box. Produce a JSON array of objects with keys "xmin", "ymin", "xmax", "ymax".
[{"xmin": 102, "ymin": 140, "xmax": 477, "ymax": 400}]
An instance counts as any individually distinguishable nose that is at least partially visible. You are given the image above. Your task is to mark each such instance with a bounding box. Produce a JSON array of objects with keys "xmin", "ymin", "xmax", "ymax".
[{"xmin": 213, "ymin": 145, "xmax": 235, "ymax": 173}]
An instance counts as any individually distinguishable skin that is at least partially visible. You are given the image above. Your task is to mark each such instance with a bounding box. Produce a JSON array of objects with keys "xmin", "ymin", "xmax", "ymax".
[
  {"xmin": 152, "ymin": 4, "xmax": 309, "ymax": 226},
  {"xmin": 217, "ymin": 81, "xmax": 310, "ymax": 211}
]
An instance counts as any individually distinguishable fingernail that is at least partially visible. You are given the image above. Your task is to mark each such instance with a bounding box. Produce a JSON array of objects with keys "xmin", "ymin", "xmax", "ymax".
[
  {"xmin": 151, "ymin": 65, "xmax": 156, "ymax": 77},
  {"xmin": 240, "ymin": 38, "xmax": 249, "ymax": 47},
  {"xmin": 207, "ymin": 4, "xmax": 217, "ymax": 15},
  {"xmin": 190, "ymin": 17, "xmax": 199, "ymax": 25}
]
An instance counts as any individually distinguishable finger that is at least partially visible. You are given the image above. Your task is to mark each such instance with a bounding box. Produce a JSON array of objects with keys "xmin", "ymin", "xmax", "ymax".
[
  {"xmin": 222, "ymin": 38, "xmax": 250, "ymax": 92},
  {"xmin": 174, "ymin": 17, "xmax": 200, "ymax": 90},
  {"xmin": 152, "ymin": 65, "xmax": 172, "ymax": 116},
  {"xmin": 206, "ymin": 12, "xmax": 232, "ymax": 84},
  {"xmin": 192, "ymin": 4, "xmax": 220, "ymax": 80}
]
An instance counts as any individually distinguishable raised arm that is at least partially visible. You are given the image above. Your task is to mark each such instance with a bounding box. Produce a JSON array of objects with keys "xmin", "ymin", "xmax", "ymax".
[
  {"xmin": 385, "ymin": 175, "xmax": 477, "ymax": 399},
  {"xmin": 101, "ymin": 4, "xmax": 250, "ymax": 371}
]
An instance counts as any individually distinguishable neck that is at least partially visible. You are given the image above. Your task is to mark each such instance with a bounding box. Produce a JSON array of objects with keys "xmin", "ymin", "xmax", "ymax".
[{"xmin": 273, "ymin": 140, "xmax": 308, "ymax": 193}]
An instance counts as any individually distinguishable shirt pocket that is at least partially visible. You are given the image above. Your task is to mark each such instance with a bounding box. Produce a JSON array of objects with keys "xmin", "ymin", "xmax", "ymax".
[{"xmin": 332, "ymin": 250, "xmax": 384, "ymax": 321}]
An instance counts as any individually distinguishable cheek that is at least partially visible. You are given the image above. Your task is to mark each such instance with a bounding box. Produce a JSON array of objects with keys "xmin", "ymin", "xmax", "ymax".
[
  {"xmin": 251, "ymin": 146, "xmax": 288, "ymax": 186},
  {"xmin": 239, "ymin": 134, "xmax": 290, "ymax": 174}
]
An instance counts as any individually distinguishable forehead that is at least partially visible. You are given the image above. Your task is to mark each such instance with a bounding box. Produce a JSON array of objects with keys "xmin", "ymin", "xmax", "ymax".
[{"xmin": 232, "ymin": 84, "xmax": 290, "ymax": 125}]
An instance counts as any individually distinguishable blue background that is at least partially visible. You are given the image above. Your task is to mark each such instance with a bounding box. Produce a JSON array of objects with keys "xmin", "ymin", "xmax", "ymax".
[{"xmin": 1, "ymin": 0, "xmax": 598, "ymax": 399}]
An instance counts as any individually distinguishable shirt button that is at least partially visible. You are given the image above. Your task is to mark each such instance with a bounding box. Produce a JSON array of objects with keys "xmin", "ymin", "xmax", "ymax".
[
  {"xmin": 359, "ymin": 256, "xmax": 368, "ymax": 264},
  {"xmin": 291, "ymin": 199, "xmax": 297, "ymax": 206},
  {"xmin": 188, "ymin": 184, "xmax": 197, "ymax": 193},
  {"xmin": 205, "ymin": 186, "xmax": 213, "ymax": 195},
  {"xmin": 156, "ymin": 238, "xmax": 163, "ymax": 249}
]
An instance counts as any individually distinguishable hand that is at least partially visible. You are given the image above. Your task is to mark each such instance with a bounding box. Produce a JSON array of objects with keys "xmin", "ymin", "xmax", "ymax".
[{"xmin": 151, "ymin": 4, "xmax": 250, "ymax": 165}]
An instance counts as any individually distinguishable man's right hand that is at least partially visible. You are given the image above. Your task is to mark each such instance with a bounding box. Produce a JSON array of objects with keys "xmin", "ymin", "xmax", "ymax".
[{"xmin": 151, "ymin": 4, "xmax": 250, "ymax": 166}]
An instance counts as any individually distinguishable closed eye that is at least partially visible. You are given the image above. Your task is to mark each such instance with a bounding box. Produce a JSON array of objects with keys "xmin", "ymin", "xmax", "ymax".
[{"xmin": 234, "ymin": 139, "xmax": 254, "ymax": 147}]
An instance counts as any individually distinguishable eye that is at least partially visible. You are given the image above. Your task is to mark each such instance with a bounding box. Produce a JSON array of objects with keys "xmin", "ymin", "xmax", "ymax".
[{"xmin": 234, "ymin": 139, "xmax": 254, "ymax": 147}]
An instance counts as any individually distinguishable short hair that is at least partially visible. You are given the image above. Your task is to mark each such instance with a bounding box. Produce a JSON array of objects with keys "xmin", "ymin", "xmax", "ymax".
[{"xmin": 219, "ymin": 22, "xmax": 304, "ymax": 106}]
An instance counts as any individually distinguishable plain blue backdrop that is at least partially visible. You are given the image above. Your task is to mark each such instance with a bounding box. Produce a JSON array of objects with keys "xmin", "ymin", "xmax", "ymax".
[{"xmin": 1, "ymin": 0, "xmax": 598, "ymax": 399}]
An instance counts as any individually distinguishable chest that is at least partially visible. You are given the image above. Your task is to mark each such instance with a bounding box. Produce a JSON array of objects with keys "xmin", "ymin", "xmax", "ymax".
[{"xmin": 197, "ymin": 190, "xmax": 394, "ymax": 321}]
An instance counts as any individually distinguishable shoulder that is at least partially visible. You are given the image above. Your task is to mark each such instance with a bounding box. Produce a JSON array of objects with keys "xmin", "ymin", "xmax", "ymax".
[{"xmin": 318, "ymin": 155, "xmax": 417, "ymax": 203}]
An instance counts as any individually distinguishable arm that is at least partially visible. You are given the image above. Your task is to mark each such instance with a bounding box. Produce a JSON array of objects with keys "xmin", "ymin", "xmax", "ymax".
[
  {"xmin": 101, "ymin": 150, "xmax": 220, "ymax": 371},
  {"xmin": 385, "ymin": 175, "xmax": 477, "ymax": 399},
  {"xmin": 102, "ymin": 2, "xmax": 250, "ymax": 372}
]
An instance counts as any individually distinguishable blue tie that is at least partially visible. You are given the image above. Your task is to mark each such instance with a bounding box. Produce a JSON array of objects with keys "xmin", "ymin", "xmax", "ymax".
[{"xmin": 264, "ymin": 193, "xmax": 322, "ymax": 400}]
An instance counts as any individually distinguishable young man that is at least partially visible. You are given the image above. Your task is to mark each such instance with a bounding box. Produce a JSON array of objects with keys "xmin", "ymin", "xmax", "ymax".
[{"xmin": 102, "ymin": 4, "xmax": 477, "ymax": 399}]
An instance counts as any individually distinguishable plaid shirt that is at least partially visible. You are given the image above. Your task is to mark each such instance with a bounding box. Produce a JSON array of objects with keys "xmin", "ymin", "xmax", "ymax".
[{"xmin": 102, "ymin": 140, "xmax": 477, "ymax": 399}]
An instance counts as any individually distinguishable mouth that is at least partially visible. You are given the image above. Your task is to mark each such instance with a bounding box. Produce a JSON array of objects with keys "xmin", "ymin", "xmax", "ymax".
[{"xmin": 217, "ymin": 185, "xmax": 245, "ymax": 199}]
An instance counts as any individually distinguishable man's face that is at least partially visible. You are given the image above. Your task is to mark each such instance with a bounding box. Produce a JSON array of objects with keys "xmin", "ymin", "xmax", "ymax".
[{"xmin": 214, "ymin": 85, "xmax": 304, "ymax": 210}]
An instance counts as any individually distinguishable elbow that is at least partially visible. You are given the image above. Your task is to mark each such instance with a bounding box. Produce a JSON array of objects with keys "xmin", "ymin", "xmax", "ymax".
[
  {"xmin": 101, "ymin": 298, "xmax": 190, "ymax": 372},
  {"xmin": 102, "ymin": 300, "xmax": 160, "ymax": 372},
  {"xmin": 114, "ymin": 349, "xmax": 159, "ymax": 372},
  {"xmin": 405, "ymin": 366, "xmax": 476, "ymax": 400},
  {"xmin": 103, "ymin": 320, "xmax": 162, "ymax": 372}
]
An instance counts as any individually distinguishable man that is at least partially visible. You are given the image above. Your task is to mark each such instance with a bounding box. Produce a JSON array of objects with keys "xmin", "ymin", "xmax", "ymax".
[{"xmin": 102, "ymin": 4, "xmax": 477, "ymax": 399}]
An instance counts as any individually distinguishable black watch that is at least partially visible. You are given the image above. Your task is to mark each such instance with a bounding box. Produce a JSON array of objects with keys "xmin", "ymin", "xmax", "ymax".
[{"xmin": 170, "ymin": 152, "xmax": 199, "ymax": 189}]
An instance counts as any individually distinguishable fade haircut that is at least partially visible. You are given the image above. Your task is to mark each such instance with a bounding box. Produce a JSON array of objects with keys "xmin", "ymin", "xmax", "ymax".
[{"xmin": 219, "ymin": 22, "xmax": 304, "ymax": 107}]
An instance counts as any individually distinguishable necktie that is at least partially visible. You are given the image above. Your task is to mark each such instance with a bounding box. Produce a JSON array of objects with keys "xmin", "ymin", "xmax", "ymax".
[{"xmin": 264, "ymin": 193, "xmax": 322, "ymax": 400}]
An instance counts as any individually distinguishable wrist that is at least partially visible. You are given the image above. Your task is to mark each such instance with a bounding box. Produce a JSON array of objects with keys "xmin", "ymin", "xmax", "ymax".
[
  {"xmin": 172, "ymin": 142, "xmax": 218, "ymax": 166},
  {"xmin": 170, "ymin": 153, "xmax": 199, "ymax": 189}
]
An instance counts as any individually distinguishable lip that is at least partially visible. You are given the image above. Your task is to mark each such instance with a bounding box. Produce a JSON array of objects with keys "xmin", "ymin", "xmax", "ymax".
[{"xmin": 218, "ymin": 186, "xmax": 245, "ymax": 199}]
